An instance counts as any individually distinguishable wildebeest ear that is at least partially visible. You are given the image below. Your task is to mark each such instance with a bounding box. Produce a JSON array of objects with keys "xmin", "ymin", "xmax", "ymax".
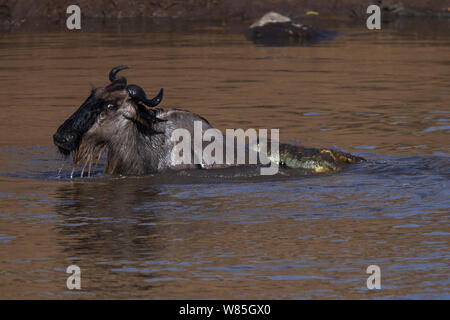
[{"xmin": 105, "ymin": 77, "xmax": 127, "ymax": 92}]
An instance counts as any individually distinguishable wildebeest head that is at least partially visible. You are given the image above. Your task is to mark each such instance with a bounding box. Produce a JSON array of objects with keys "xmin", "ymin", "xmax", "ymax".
[{"xmin": 53, "ymin": 66, "xmax": 164, "ymax": 173}]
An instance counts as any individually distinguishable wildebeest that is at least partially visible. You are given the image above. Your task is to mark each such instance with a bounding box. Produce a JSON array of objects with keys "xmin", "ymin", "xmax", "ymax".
[{"xmin": 53, "ymin": 66, "xmax": 363, "ymax": 177}]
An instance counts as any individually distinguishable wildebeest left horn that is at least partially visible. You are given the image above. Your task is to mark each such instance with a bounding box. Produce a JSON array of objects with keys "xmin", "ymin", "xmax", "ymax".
[
  {"xmin": 127, "ymin": 85, "xmax": 164, "ymax": 108},
  {"xmin": 109, "ymin": 65, "xmax": 129, "ymax": 82}
]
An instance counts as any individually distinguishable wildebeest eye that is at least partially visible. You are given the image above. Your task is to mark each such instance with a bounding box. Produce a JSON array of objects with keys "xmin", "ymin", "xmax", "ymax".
[{"xmin": 107, "ymin": 103, "xmax": 116, "ymax": 110}]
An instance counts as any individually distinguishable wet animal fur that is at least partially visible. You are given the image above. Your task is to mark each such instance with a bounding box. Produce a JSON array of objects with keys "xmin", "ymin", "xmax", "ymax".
[{"xmin": 55, "ymin": 77, "xmax": 364, "ymax": 176}]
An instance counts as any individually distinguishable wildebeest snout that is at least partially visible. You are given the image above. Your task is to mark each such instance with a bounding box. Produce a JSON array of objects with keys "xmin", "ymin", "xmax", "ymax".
[{"xmin": 53, "ymin": 131, "xmax": 77, "ymax": 155}]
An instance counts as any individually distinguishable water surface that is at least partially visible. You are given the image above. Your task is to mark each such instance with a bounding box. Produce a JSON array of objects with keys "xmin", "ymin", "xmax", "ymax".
[{"xmin": 0, "ymin": 20, "xmax": 448, "ymax": 299}]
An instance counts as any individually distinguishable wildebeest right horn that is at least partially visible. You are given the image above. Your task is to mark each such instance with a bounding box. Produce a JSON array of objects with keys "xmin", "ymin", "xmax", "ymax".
[{"xmin": 127, "ymin": 85, "xmax": 164, "ymax": 108}]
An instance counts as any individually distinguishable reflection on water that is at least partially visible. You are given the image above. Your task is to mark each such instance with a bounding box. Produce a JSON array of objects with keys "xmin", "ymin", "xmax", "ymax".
[{"xmin": 0, "ymin": 20, "xmax": 449, "ymax": 299}]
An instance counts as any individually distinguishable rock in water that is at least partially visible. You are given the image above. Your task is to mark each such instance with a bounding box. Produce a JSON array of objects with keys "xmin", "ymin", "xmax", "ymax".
[{"xmin": 246, "ymin": 11, "xmax": 338, "ymax": 46}]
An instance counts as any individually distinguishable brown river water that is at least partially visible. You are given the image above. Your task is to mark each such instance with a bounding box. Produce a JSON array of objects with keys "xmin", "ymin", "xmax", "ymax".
[{"xmin": 0, "ymin": 19, "xmax": 449, "ymax": 299}]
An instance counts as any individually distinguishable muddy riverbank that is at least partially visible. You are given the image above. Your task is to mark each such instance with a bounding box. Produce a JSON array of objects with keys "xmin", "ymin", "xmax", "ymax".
[{"xmin": 1, "ymin": 0, "xmax": 449, "ymax": 31}]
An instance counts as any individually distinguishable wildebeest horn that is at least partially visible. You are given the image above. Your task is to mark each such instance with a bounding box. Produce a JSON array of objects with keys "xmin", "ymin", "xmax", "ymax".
[
  {"xmin": 108, "ymin": 65, "xmax": 163, "ymax": 107},
  {"xmin": 109, "ymin": 65, "xmax": 129, "ymax": 82},
  {"xmin": 127, "ymin": 85, "xmax": 164, "ymax": 108}
]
